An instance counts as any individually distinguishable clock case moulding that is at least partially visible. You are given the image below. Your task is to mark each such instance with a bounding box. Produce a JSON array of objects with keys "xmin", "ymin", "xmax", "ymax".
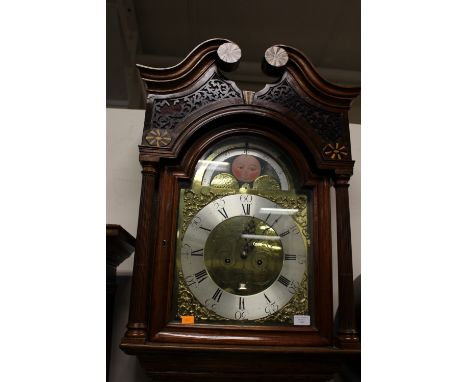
[{"xmin": 120, "ymin": 38, "xmax": 360, "ymax": 381}]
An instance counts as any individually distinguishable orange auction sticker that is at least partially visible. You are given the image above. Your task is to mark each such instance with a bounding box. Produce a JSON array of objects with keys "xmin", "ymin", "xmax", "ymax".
[{"xmin": 181, "ymin": 316, "xmax": 195, "ymax": 324}]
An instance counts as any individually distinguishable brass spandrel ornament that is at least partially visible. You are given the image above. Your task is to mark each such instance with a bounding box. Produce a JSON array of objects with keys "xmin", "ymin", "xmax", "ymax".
[
  {"xmin": 255, "ymin": 274, "xmax": 309, "ymax": 324},
  {"xmin": 176, "ymin": 271, "xmax": 230, "ymax": 322},
  {"xmin": 253, "ymin": 175, "xmax": 281, "ymax": 191},
  {"xmin": 210, "ymin": 173, "xmax": 239, "ymax": 189}
]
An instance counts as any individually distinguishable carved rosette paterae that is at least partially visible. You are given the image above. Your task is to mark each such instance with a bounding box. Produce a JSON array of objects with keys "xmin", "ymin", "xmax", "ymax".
[
  {"xmin": 323, "ymin": 143, "xmax": 349, "ymax": 160},
  {"xmin": 145, "ymin": 129, "xmax": 172, "ymax": 147}
]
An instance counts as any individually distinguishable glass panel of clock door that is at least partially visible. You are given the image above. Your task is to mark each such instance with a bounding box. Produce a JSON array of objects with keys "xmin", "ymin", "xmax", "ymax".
[{"xmin": 171, "ymin": 135, "xmax": 314, "ymax": 326}]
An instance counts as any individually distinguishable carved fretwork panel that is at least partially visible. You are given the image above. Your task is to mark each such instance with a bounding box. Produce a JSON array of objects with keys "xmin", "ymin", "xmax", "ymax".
[
  {"xmin": 135, "ymin": 39, "xmax": 358, "ymax": 172},
  {"xmin": 254, "ymin": 76, "xmax": 352, "ymax": 164},
  {"xmin": 140, "ymin": 69, "xmax": 244, "ymax": 152},
  {"xmin": 256, "ymin": 78, "xmax": 344, "ymax": 142},
  {"xmin": 147, "ymin": 72, "xmax": 243, "ymax": 132}
]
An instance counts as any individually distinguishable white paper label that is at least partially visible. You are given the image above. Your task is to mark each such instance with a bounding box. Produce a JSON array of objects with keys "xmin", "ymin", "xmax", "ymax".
[{"xmin": 293, "ymin": 315, "xmax": 311, "ymax": 326}]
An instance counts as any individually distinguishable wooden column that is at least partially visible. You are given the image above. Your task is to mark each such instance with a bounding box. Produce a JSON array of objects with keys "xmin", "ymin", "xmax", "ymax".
[
  {"xmin": 123, "ymin": 162, "xmax": 159, "ymax": 343},
  {"xmin": 333, "ymin": 176, "xmax": 360, "ymax": 348}
]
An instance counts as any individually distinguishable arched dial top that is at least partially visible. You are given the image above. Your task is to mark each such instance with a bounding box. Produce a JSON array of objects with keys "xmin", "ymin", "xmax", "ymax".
[{"xmin": 192, "ymin": 138, "xmax": 294, "ymax": 192}]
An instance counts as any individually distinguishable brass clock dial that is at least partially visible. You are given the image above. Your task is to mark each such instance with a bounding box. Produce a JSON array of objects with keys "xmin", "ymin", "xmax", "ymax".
[{"xmin": 180, "ymin": 194, "xmax": 307, "ymax": 321}]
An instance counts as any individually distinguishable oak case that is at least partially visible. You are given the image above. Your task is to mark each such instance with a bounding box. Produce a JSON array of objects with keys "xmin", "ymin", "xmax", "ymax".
[{"xmin": 120, "ymin": 39, "xmax": 360, "ymax": 381}]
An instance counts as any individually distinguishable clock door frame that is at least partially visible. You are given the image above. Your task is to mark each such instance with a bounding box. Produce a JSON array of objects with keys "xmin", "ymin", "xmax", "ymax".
[{"xmin": 144, "ymin": 120, "xmax": 335, "ymax": 347}]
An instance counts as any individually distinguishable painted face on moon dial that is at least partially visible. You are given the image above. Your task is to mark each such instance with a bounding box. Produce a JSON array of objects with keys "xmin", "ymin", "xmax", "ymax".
[
  {"xmin": 198, "ymin": 147, "xmax": 290, "ymax": 190},
  {"xmin": 231, "ymin": 155, "xmax": 261, "ymax": 183},
  {"xmin": 181, "ymin": 194, "xmax": 307, "ymax": 321}
]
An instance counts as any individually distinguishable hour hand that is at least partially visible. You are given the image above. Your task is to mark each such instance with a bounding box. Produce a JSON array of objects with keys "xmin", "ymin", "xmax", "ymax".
[
  {"xmin": 241, "ymin": 239, "xmax": 252, "ymax": 258},
  {"xmin": 241, "ymin": 221, "xmax": 256, "ymax": 257}
]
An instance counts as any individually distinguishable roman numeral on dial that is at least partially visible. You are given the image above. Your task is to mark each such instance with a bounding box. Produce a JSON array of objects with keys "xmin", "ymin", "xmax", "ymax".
[
  {"xmin": 238, "ymin": 297, "xmax": 245, "ymax": 310},
  {"xmin": 241, "ymin": 203, "xmax": 251, "ymax": 215},
  {"xmin": 191, "ymin": 248, "xmax": 204, "ymax": 256},
  {"xmin": 278, "ymin": 275, "xmax": 291, "ymax": 287},
  {"xmin": 284, "ymin": 254, "xmax": 296, "ymax": 261},
  {"xmin": 212, "ymin": 288, "xmax": 223, "ymax": 302},
  {"xmin": 218, "ymin": 207, "xmax": 229, "ymax": 219},
  {"xmin": 194, "ymin": 269, "xmax": 208, "ymax": 284}
]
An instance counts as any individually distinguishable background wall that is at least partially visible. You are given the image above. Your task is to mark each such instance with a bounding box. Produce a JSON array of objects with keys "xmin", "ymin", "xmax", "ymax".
[
  {"xmin": 106, "ymin": 107, "xmax": 361, "ymax": 381},
  {"xmin": 107, "ymin": 0, "xmax": 361, "ymax": 124}
]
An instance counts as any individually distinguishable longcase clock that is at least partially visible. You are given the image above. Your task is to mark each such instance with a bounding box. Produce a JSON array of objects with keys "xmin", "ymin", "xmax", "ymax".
[{"xmin": 120, "ymin": 38, "xmax": 360, "ymax": 381}]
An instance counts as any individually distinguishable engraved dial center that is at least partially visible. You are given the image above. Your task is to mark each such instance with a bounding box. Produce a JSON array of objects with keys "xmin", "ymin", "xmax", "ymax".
[{"xmin": 204, "ymin": 216, "xmax": 283, "ymax": 296}]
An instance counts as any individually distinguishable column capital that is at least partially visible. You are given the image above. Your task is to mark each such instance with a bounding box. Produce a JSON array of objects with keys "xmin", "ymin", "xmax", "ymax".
[
  {"xmin": 141, "ymin": 161, "xmax": 158, "ymax": 175},
  {"xmin": 333, "ymin": 175, "xmax": 350, "ymax": 188}
]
